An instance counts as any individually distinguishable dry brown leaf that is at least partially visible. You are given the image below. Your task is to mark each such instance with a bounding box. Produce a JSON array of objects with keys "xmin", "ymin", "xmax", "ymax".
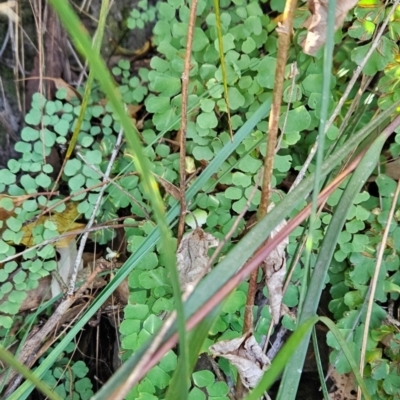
[
  {"xmin": 0, "ymin": 194, "xmax": 37, "ymax": 228},
  {"xmin": 329, "ymin": 368, "xmax": 356, "ymax": 399},
  {"xmin": 172, "ymin": 129, "xmax": 182, "ymax": 152},
  {"xmin": 152, "ymin": 173, "xmax": 181, "ymax": 200},
  {"xmin": 115, "ymin": 279, "xmax": 130, "ymax": 304},
  {"xmin": 177, "ymin": 228, "xmax": 218, "ymax": 289},
  {"xmin": 21, "ymin": 202, "xmax": 84, "ymax": 247},
  {"xmin": 263, "ymin": 203, "xmax": 289, "ymax": 325},
  {"xmin": 384, "ymin": 159, "xmax": 400, "ymax": 181},
  {"xmin": 126, "ymin": 104, "xmax": 143, "ymax": 119},
  {"xmin": 210, "ymin": 332, "xmax": 270, "ymax": 389},
  {"xmin": 301, "ymin": 0, "xmax": 359, "ymax": 55},
  {"xmin": 52, "ymin": 78, "xmax": 81, "ymax": 101},
  {"xmin": 17, "ymin": 202, "xmax": 85, "ymax": 297}
]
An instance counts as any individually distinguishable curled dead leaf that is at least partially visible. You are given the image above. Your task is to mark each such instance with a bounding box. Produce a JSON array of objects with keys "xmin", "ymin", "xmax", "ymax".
[
  {"xmin": 263, "ymin": 203, "xmax": 289, "ymax": 325},
  {"xmin": 301, "ymin": 0, "xmax": 359, "ymax": 55},
  {"xmin": 383, "ymin": 158, "xmax": 400, "ymax": 181},
  {"xmin": 177, "ymin": 228, "xmax": 218, "ymax": 290},
  {"xmin": 210, "ymin": 332, "xmax": 270, "ymax": 389},
  {"xmin": 152, "ymin": 173, "xmax": 181, "ymax": 200}
]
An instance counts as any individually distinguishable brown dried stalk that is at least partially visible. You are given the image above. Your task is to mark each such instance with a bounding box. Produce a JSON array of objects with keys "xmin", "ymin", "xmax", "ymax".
[
  {"xmin": 177, "ymin": 0, "xmax": 198, "ymax": 245},
  {"xmin": 239, "ymin": 1, "xmax": 298, "ymax": 396}
]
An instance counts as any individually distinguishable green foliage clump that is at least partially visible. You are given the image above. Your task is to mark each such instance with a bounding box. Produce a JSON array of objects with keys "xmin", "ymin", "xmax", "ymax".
[
  {"xmin": 0, "ymin": 92, "xmax": 63, "ymax": 327},
  {"xmin": 327, "ymin": 174, "xmax": 400, "ymax": 398},
  {"xmin": 127, "ymin": 0, "xmax": 157, "ymax": 30},
  {"xmin": 41, "ymin": 343, "xmax": 94, "ymax": 400}
]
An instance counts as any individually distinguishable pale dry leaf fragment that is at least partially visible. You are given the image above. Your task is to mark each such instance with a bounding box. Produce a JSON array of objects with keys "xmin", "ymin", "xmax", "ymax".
[
  {"xmin": 210, "ymin": 332, "xmax": 270, "ymax": 389},
  {"xmin": 383, "ymin": 158, "xmax": 400, "ymax": 181},
  {"xmin": 0, "ymin": 1, "xmax": 19, "ymax": 23},
  {"xmin": 263, "ymin": 203, "xmax": 289, "ymax": 325},
  {"xmin": 329, "ymin": 368, "xmax": 356, "ymax": 400},
  {"xmin": 185, "ymin": 156, "xmax": 196, "ymax": 174},
  {"xmin": 52, "ymin": 239, "xmax": 83, "ymax": 297},
  {"xmin": 301, "ymin": 0, "xmax": 359, "ymax": 55},
  {"xmin": 52, "ymin": 78, "xmax": 82, "ymax": 101},
  {"xmin": 177, "ymin": 228, "xmax": 218, "ymax": 290},
  {"xmin": 152, "ymin": 172, "xmax": 181, "ymax": 200}
]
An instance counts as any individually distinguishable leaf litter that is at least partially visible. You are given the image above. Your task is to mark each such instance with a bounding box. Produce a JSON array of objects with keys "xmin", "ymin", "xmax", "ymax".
[
  {"xmin": 210, "ymin": 332, "xmax": 270, "ymax": 389},
  {"xmin": 177, "ymin": 227, "xmax": 219, "ymax": 290}
]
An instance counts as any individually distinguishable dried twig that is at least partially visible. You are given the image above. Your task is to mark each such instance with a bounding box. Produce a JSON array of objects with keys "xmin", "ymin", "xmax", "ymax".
[
  {"xmin": 177, "ymin": 0, "xmax": 198, "ymax": 244},
  {"xmin": 259, "ymin": 0, "xmax": 297, "ymax": 216},
  {"xmin": 67, "ymin": 125, "xmax": 124, "ymax": 295},
  {"xmin": 239, "ymin": 2, "xmax": 297, "ymax": 396}
]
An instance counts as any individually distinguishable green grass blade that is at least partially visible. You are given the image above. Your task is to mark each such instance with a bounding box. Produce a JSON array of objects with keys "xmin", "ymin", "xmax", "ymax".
[
  {"xmin": 299, "ymin": 0, "xmax": 336, "ymax": 318},
  {"xmin": 165, "ymin": 305, "xmax": 222, "ymax": 400},
  {"xmin": 213, "ymin": 0, "xmax": 233, "ymax": 138},
  {"xmin": 277, "ymin": 130, "xmax": 391, "ymax": 400},
  {"xmin": 64, "ymin": 0, "xmax": 108, "ymax": 160},
  {"xmin": 312, "ymin": 327, "xmax": 330, "ymax": 400},
  {"xmin": 0, "ymin": 345, "xmax": 62, "ymax": 400}
]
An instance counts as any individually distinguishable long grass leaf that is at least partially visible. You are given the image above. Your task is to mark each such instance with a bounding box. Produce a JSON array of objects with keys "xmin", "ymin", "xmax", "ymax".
[
  {"xmin": 63, "ymin": 0, "xmax": 108, "ymax": 161},
  {"xmin": 165, "ymin": 306, "xmax": 222, "ymax": 400},
  {"xmin": 213, "ymin": 0, "xmax": 233, "ymax": 138},
  {"xmin": 0, "ymin": 345, "xmax": 62, "ymax": 400},
  {"xmin": 277, "ymin": 125, "xmax": 395, "ymax": 399},
  {"xmin": 298, "ymin": 0, "xmax": 336, "ymax": 319}
]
